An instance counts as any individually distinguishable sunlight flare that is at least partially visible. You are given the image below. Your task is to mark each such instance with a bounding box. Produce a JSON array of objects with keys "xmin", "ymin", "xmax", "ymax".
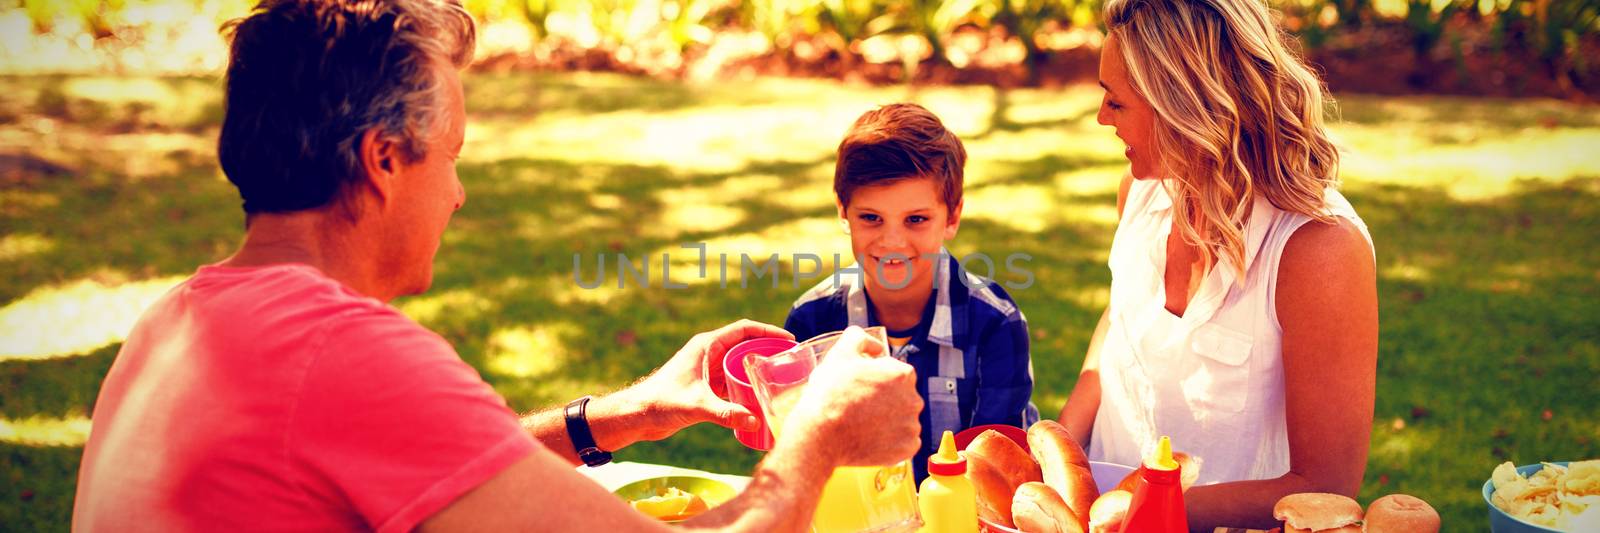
[
  {"xmin": 0, "ymin": 413, "xmax": 93, "ymax": 447},
  {"xmin": 485, "ymin": 323, "xmax": 580, "ymax": 378},
  {"xmin": 0, "ymin": 274, "xmax": 184, "ymax": 361}
]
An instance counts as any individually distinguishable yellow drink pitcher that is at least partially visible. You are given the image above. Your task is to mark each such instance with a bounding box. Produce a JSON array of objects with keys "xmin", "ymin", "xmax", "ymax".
[
  {"xmin": 917, "ymin": 431, "xmax": 977, "ymax": 533},
  {"xmin": 746, "ymin": 327, "xmax": 922, "ymax": 533}
]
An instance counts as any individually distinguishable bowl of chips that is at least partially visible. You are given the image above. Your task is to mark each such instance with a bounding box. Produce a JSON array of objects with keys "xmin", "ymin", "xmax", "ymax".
[{"xmin": 1483, "ymin": 460, "xmax": 1600, "ymax": 532}]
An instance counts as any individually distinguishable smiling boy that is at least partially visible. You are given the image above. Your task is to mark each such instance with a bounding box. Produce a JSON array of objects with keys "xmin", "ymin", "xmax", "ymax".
[{"xmin": 784, "ymin": 103, "xmax": 1038, "ymax": 481}]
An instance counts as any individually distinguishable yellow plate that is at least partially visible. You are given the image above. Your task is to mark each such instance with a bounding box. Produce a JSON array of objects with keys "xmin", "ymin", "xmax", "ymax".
[{"xmin": 614, "ymin": 475, "xmax": 738, "ymax": 522}]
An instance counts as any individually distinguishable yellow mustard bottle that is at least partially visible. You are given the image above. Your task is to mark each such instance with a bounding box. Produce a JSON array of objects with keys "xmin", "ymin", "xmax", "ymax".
[{"xmin": 918, "ymin": 431, "xmax": 978, "ymax": 533}]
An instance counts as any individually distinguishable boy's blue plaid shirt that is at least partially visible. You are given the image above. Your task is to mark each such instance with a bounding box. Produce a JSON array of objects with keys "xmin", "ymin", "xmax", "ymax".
[{"xmin": 784, "ymin": 249, "xmax": 1039, "ymax": 482}]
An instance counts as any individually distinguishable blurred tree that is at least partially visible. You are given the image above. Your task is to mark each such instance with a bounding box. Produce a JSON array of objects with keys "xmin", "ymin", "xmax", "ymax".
[
  {"xmin": 22, "ymin": 0, "xmax": 122, "ymax": 37},
  {"xmin": 587, "ymin": 0, "xmax": 666, "ymax": 49},
  {"xmin": 744, "ymin": 0, "xmax": 820, "ymax": 52},
  {"xmin": 904, "ymin": 0, "xmax": 982, "ymax": 65},
  {"xmin": 662, "ymin": 0, "xmax": 719, "ymax": 52},
  {"xmin": 990, "ymin": 0, "xmax": 1073, "ymax": 83},
  {"xmin": 818, "ymin": 0, "xmax": 890, "ymax": 67},
  {"xmin": 520, "ymin": 0, "xmax": 558, "ymax": 39},
  {"xmin": 23, "ymin": 0, "xmax": 58, "ymax": 33},
  {"xmin": 1269, "ymin": 0, "xmax": 1338, "ymax": 50},
  {"xmin": 1405, "ymin": 0, "xmax": 1467, "ymax": 83},
  {"xmin": 1332, "ymin": 0, "xmax": 1371, "ymax": 27},
  {"xmin": 1494, "ymin": 0, "xmax": 1599, "ymax": 94}
]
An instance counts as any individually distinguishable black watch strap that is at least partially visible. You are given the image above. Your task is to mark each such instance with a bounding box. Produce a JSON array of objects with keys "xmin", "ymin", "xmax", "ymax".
[{"xmin": 564, "ymin": 396, "xmax": 613, "ymax": 467}]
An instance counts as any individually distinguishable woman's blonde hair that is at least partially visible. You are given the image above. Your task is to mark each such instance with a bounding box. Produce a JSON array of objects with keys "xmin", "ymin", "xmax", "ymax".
[{"xmin": 1104, "ymin": 0, "xmax": 1339, "ymax": 275}]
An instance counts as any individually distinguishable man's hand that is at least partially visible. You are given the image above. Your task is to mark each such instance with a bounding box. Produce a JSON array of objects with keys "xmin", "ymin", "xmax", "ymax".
[
  {"xmin": 782, "ymin": 326, "xmax": 923, "ymax": 468},
  {"xmin": 613, "ymin": 319, "xmax": 794, "ymax": 444},
  {"xmin": 523, "ymin": 319, "xmax": 792, "ymax": 464}
]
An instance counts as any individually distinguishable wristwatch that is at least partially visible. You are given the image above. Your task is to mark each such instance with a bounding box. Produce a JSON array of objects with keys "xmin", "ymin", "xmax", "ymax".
[{"xmin": 564, "ymin": 396, "xmax": 613, "ymax": 467}]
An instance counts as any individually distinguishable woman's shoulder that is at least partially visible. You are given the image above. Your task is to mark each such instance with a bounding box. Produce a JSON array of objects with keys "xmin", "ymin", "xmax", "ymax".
[
  {"xmin": 1276, "ymin": 187, "xmax": 1374, "ymax": 266},
  {"xmin": 1262, "ymin": 185, "xmax": 1373, "ymax": 263},
  {"xmin": 1274, "ymin": 216, "xmax": 1376, "ymax": 314},
  {"xmin": 1281, "ymin": 217, "xmax": 1371, "ymax": 271}
]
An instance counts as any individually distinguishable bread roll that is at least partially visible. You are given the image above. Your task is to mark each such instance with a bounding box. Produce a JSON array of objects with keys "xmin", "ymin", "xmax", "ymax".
[
  {"xmin": 1052, "ymin": 465, "xmax": 1096, "ymax": 528},
  {"xmin": 1027, "ymin": 421, "xmax": 1096, "ymax": 527},
  {"xmin": 1363, "ymin": 494, "xmax": 1440, "ymax": 533},
  {"xmin": 969, "ymin": 452, "xmax": 1019, "ymax": 527},
  {"xmin": 1113, "ymin": 451, "xmax": 1201, "ymax": 493},
  {"xmin": 1272, "ymin": 493, "xmax": 1362, "ymax": 532},
  {"xmin": 1027, "ymin": 421, "xmax": 1090, "ymax": 470},
  {"xmin": 1011, "ymin": 482, "xmax": 1086, "ymax": 533},
  {"xmin": 1087, "ymin": 490, "xmax": 1131, "ymax": 533},
  {"xmin": 965, "ymin": 430, "xmax": 1042, "ymax": 528},
  {"xmin": 967, "ymin": 429, "xmax": 1043, "ymax": 487},
  {"xmin": 1113, "ymin": 470, "xmax": 1136, "ymax": 494}
]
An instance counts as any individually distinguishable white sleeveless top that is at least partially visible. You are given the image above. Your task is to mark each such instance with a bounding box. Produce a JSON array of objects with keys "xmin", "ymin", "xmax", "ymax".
[{"xmin": 1087, "ymin": 178, "xmax": 1373, "ymax": 485}]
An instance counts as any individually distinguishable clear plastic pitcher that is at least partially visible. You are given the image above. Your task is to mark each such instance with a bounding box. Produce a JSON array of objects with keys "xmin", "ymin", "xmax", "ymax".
[{"xmin": 744, "ymin": 327, "xmax": 921, "ymax": 533}]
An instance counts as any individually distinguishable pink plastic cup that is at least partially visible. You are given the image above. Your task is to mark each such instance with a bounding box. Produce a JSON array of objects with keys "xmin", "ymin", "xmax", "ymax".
[{"xmin": 722, "ymin": 337, "xmax": 798, "ymax": 450}]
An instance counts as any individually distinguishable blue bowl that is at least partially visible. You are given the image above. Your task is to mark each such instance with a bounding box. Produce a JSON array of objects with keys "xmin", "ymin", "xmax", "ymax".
[{"xmin": 1482, "ymin": 461, "xmax": 1569, "ymax": 533}]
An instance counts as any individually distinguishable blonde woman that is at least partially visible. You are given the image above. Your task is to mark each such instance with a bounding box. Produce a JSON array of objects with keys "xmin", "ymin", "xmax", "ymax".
[{"xmin": 1056, "ymin": 0, "xmax": 1379, "ymax": 529}]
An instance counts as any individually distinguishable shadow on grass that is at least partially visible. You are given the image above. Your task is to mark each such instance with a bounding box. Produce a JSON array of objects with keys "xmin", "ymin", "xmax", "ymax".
[
  {"xmin": 0, "ymin": 442, "xmax": 82, "ymax": 531},
  {"xmin": 972, "ymin": 88, "xmax": 1101, "ymax": 141},
  {"xmin": 464, "ymin": 71, "xmax": 868, "ymax": 118},
  {"xmin": 0, "ymin": 75, "xmax": 225, "ymax": 133},
  {"xmin": 1333, "ymin": 93, "xmax": 1600, "ymax": 130}
]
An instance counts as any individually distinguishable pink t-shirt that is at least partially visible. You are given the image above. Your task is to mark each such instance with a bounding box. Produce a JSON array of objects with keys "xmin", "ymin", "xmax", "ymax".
[{"xmin": 74, "ymin": 263, "xmax": 537, "ymax": 532}]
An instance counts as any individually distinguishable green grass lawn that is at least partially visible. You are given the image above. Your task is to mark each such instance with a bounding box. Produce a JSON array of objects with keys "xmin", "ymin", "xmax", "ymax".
[{"xmin": 2, "ymin": 71, "xmax": 1598, "ymax": 531}]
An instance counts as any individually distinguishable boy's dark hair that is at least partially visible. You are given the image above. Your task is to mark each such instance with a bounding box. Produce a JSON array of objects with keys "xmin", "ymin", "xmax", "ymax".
[
  {"xmin": 217, "ymin": 0, "xmax": 475, "ymax": 216},
  {"xmin": 834, "ymin": 103, "xmax": 966, "ymax": 215}
]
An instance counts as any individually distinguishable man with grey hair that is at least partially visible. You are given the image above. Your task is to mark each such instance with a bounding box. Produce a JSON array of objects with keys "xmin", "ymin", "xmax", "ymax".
[{"xmin": 71, "ymin": 0, "xmax": 923, "ymax": 531}]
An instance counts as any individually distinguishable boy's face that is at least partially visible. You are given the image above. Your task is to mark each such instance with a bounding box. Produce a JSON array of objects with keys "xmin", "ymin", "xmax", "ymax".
[{"xmin": 840, "ymin": 177, "xmax": 961, "ymax": 295}]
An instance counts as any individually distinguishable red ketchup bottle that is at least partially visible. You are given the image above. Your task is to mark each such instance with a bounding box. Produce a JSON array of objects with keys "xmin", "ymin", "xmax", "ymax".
[{"xmin": 1120, "ymin": 436, "xmax": 1188, "ymax": 533}]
